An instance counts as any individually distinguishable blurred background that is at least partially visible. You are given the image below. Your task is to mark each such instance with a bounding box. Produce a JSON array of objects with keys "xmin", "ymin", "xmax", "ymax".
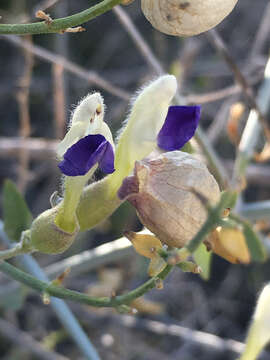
[{"xmin": 0, "ymin": 0, "xmax": 270, "ymax": 359}]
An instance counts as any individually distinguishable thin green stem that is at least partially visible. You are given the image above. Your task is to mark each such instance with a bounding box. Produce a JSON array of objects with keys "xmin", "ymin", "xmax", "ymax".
[
  {"xmin": 0, "ymin": 261, "xmax": 172, "ymax": 307},
  {"xmin": 0, "ymin": 243, "xmax": 27, "ymax": 261},
  {"xmin": 194, "ymin": 127, "xmax": 229, "ymax": 190},
  {"xmin": 0, "ymin": 231, "xmax": 34, "ymax": 260},
  {"xmin": 0, "ymin": 0, "xmax": 122, "ymax": 35},
  {"xmin": 186, "ymin": 191, "xmax": 234, "ymax": 253},
  {"xmin": 0, "ymin": 194, "xmax": 234, "ymax": 306}
]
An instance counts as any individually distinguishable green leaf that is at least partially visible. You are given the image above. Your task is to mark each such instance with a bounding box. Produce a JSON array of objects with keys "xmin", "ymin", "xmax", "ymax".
[
  {"xmin": 3, "ymin": 180, "xmax": 32, "ymax": 242},
  {"xmin": 193, "ymin": 243, "xmax": 212, "ymax": 280},
  {"xmin": 242, "ymin": 223, "xmax": 266, "ymax": 262}
]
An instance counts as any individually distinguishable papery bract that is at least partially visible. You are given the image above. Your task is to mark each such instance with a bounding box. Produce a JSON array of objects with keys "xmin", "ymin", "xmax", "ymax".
[
  {"xmin": 124, "ymin": 231, "xmax": 167, "ymax": 277},
  {"xmin": 206, "ymin": 227, "xmax": 250, "ymax": 264}
]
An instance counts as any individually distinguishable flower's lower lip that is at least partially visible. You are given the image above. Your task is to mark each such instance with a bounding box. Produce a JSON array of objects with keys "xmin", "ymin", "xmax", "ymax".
[{"xmin": 58, "ymin": 134, "xmax": 115, "ymax": 176}]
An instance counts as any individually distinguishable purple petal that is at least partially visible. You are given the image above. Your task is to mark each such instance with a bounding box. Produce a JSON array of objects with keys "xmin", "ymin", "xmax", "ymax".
[
  {"xmin": 99, "ymin": 141, "xmax": 115, "ymax": 174},
  {"xmin": 58, "ymin": 134, "xmax": 115, "ymax": 176},
  {"xmin": 157, "ymin": 106, "xmax": 200, "ymax": 151}
]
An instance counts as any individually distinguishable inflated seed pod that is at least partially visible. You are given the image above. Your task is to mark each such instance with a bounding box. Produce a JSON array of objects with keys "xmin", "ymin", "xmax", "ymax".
[
  {"xmin": 141, "ymin": 0, "xmax": 238, "ymax": 36},
  {"xmin": 118, "ymin": 150, "xmax": 220, "ymax": 248}
]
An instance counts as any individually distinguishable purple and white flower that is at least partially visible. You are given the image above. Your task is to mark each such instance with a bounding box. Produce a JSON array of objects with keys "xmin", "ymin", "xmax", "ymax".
[{"xmin": 58, "ymin": 104, "xmax": 200, "ymax": 177}]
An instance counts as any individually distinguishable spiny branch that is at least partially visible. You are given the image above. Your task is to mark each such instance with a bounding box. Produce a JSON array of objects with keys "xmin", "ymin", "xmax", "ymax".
[
  {"xmin": 0, "ymin": 0, "xmax": 123, "ymax": 35},
  {"xmin": 0, "ymin": 192, "xmax": 232, "ymax": 307}
]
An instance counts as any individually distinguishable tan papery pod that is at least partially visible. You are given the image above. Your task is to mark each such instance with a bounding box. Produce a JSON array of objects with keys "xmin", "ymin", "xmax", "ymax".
[
  {"xmin": 141, "ymin": 0, "xmax": 238, "ymax": 36},
  {"xmin": 118, "ymin": 151, "xmax": 220, "ymax": 248}
]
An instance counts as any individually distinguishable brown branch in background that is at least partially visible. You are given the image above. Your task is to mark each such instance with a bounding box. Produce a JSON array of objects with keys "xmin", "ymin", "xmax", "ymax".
[
  {"xmin": 16, "ymin": 34, "xmax": 34, "ymax": 193},
  {"xmin": 1, "ymin": 35, "xmax": 130, "ymax": 100},
  {"xmin": 207, "ymin": 29, "xmax": 270, "ymax": 142},
  {"xmin": 224, "ymin": 160, "xmax": 270, "ymax": 188},
  {"xmin": 206, "ymin": 98, "xmax": 235, "ymax": 145},
  {"xmin": 32, "ymin": 0, "xmax": 63, "ymax": 16},
  {"xmin": 177, "ymin": 38, "xmax": 202, "ymax": 94},
  {"xmin": 73, "ymin": 308, "xmax": 246, "ymax": 356},
  {"xmin": 113, "ymin": 6, "xmax": 164, "ymax": 75},
  {"xmin": 0, "ymin": 137, "xmax": 58, "ymax": 159},
  {"xmin": 53, "ymin": 64, "xmax": 66, "ymax": 139},
  {"xmin": 186, "ymin": 73, "xmax": 262, "ymax": 104},
  {"xmin": 249, "ymin": 1, "xmax": 270, "ymax": 61},
  {"xmin": 2, "ymin": 142, "xmax": 270, "ymax": 189},
  {"xmin": 0, "ymin": 318, "xmax": 69, "ymax": 360}
]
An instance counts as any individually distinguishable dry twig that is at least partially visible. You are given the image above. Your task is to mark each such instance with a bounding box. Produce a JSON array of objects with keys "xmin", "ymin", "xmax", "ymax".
[
  {"xmin": 53, "ymin": 64, "xmax": 66, "ymax": 139},
  {"xmin": 249, "ymin": 2, "xmax": 270, "ymax": 60},
  {"xmin": 1, "ymin": 35, "xmax": 130, "ymax": 100},
  {"xmin": 16, "ymin": 34, "xmax": 34, "ymax": 193},
  {"xmin": 207, "ymin": 29, "xmax": 270, "ymax": 142},
  {"xmin": 32, "ymin": 0, "xmax": 63, "ymax": 16},
  {"xmin": 0, "ymin": 137, "xmax": 58, "ymax": 159}
]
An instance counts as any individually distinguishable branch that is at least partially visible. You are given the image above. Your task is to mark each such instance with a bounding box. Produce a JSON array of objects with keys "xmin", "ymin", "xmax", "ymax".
[
  {"xmin": 0, "ymin": 0, "xmax": 123, "ymax": 35},
  {"xmin": 0, "ymin": 137, "xmax": 57, "ymax": 159},
  {"xmin": 1, "ymin": 35, "xmax": 130, "ymax": 100},
  {"xmin": 0, "ymin": 242, "xmax": 31, "ymax": 261},
  {"xmin": 0, "ymin": 193, "xmax": 232, "ymax": 306},
  {"xmin": 207, "ymin": 29, "xmax": 270, "ymax": 142},
  {"xmin": 184, "ymin": 191, "xmax": 234, "ymax": 254},
  {"xmin": 0, "ymin": 260, "xmax": 173, "ymax": 307},
  {"xmin": 233, "ymin": 56, "xmax": 270, "ymax": 185},
  {"xmin": 186, "ymin": 74, "xmax": 263, "ymax": 105}
]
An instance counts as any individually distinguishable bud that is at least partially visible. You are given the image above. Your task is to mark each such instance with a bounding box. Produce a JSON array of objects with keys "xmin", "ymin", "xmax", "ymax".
[
  {"xmin": 119, "ymin": 150, "xmax": 220, "ymax": 248},
  {"xmin": 30, "ymin": 206, "xmax": 78, "ymax": 254}
]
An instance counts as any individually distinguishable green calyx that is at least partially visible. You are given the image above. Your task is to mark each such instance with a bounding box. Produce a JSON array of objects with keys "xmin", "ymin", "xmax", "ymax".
[{"xmin": 30, "ymin": 207, "xmax": 79, "ymax": 254}]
